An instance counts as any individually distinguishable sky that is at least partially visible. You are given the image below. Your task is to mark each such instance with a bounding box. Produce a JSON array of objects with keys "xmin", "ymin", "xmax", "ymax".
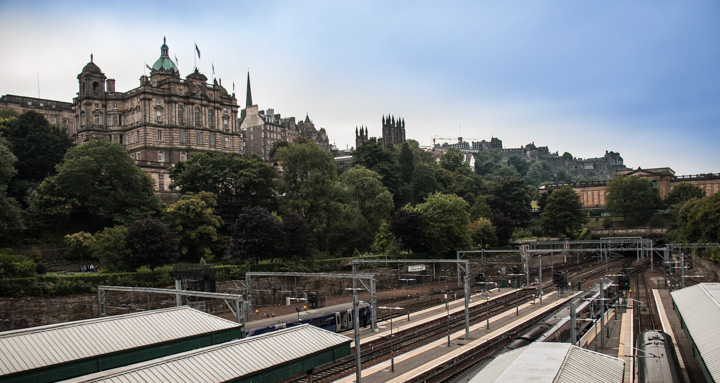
[{"xmin": 1, "ymin": 0, "xmax": 718, "ymax": 175}]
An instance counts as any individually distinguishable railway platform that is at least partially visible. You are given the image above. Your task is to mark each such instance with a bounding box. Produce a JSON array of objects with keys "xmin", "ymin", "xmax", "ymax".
[{"xmin": 334, "ymin": 289, "xmax": 578, "ymax": 383}]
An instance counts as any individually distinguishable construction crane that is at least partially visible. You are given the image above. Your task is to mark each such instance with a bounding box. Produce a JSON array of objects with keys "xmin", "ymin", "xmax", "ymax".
[{"xmin": 431, "ymin": 136, "xmax": 482, "ymax": 147}]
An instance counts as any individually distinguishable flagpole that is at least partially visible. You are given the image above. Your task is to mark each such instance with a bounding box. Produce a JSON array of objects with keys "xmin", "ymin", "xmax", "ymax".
[{"xmin": 194, "ymin": 42, "xmax": 196, "ymax": 70}]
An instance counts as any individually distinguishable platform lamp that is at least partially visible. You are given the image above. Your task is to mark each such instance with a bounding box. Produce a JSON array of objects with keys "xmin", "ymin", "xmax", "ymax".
[
  {"xmin": 378, "ymin": 306, "xmax": 404, "ymax": 372},
  {"xmin": 346, "ymin": 287, "xmax": 364, "ymax": 383}
]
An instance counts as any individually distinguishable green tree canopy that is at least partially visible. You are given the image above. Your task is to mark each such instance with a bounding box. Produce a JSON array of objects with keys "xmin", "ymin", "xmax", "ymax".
[
  {"xmin": 399, "ymin": 142, "xmax": 415, "ymax": 184},
  {"xmin": 524, "ymin": 161, "xmax": 553, "ymax": 187},
  {"xmin": 605, "ymin": 176, "xmax": 661, "ymax": 226},
  {"xmin": 540, "ymin": 186, "xmax": 588, "ymax": 238},
  {"xmin": 469, "ymin": 195, "xmax": 492, "ymax": 221},
  {"xmin": 338, "ymin": 166, "xmax": 394, "ymax": 231},
  {"xmin": 468, "ymin": 218, "xmax": 498, "ymax": 249},
  {"xmin": 410, "ymin": 163, "xmax": 442, "ymax": 204},
  {"xmin": 506, "ymin": 156, "xmax": 530, "ymax": 177},
  {"xmin": 484, "ymin": 176, "xmax": 532, "ymax": 227},
  {"xmin": 352, "ymin": 138, "xmax": 401, "ymax": 205},
  {"xmin": 162, "ymin": 192, "xmax": 223, "ymax": 262},
  {"xmin": 388, "ymin": 208, "xmax": 428, "ymax": 253},
  {"xmin": 38, "ymin": 139, "xmax": 160, "ymax": 233},
  {"xmin": 440, "ymin": 149, "xmax": 467, "ymax": 173},
  {"xmin": 277, "ymin": 139, "xmax": 337, "ymax": 234},
  {"xmin": 228, "ymin": 206, "xmax": 285, "ymax": 263},
  {"xmin": 1, "ymin": 110, "xmax": 73, "ymax": 201},
  {"xmin": 665, "ymin": 182, "xmax": 705, "ymax": 207},
  {"xmin": 169, "ymin": 152, "xmax": 276, "ymax": 227},
  {"xmin": 675, "ymin": 193, "xmax": 720, "ymax": 243},
  {"xmin": 0, "ymin": 142, "xmax": 23, "ymax": 245},
  {"xmin": 281, "ymin": 211, "xmax": 314, "ymax": 259},
  {"xmin": 126, "ymin": 217, "xmax": 179, "ymax": 271},
  {"xmin": 414, "ymin": 192, "xmax": 471, "ymax": 256},
  {"xmin": 90, "ymin": 226, "xmax": 131, "ymax": 272},
  {"xmin": 474, "ymin": 149, "xmax": 503, "ymax": 176}
]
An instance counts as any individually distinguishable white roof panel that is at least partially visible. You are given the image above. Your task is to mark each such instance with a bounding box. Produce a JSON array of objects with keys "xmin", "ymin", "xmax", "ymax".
[
  {"xmin": 671, "ymin": 282, "xmax": 720, "ymax": 382},
  {"xmin": 60, "ymin": 324, "xmax": 352, "ymax": 383},
  {"xmin": 470, "ymin": 342, "xmax": 624, "ymax": 383},
  {"xmin": 0, "ymin": 306, "xmax": 241, "ymax": 377}
]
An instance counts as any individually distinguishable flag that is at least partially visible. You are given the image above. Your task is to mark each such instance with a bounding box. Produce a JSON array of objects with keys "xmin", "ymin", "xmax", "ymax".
[
  {"xmin": 233, "ymin": 81, "xmax": 235, "ymax": 93},
  {"xmin": 195, "ymin": 43, "xmax": 201, "ymax": 59},
  {"xmin": 174, "ymin": 54, "xmax": 179, "ymax": 66},
  {"xmin": 212, "ymin": 62, "xmax": 215, "ymax": 77},
  {"xmin": 145, "ymin": 63, "xmax": 152, "ymax": 71}
]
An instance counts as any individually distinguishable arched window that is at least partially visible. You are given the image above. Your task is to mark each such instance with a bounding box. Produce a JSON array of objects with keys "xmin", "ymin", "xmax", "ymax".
[
  {"xmin": 178, "ymin": 105, "xmax": 184, "ymax": 125},
  {"xmin": 208, "ymin": 109, "xmax": 214, "ymax": 128},
  {"xmin": 92, "ymin": 81, "xmax": 99, "ymax": 93},
  {"xmin": 195, "ymin": 107, "xmax": 201, "ymax": 126}
]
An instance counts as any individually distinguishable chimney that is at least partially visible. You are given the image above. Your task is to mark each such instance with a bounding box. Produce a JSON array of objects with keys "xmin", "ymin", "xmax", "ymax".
[{"xmin": 106, "ymin": 79, "xmax": 115, "ymax": 93}]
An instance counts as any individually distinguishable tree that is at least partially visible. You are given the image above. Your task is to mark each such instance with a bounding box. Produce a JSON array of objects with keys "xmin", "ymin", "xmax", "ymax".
[
  {"xmin": 2, "ymin": 110, "xmax": 73, "ymax": 202},
  {"xmin": 665, "ymin": 182, "xmax": 705, "ymax": 207},
  {"xmin": 276, "ymin": 139, "xmax": 337, "ymax": 235},
  {"xmin": 414, "ymin": 192, "xmax": 471, "ymax": 256},
  {"xmin": 372, "ymin": 221, "xmax": 402, "ymax": 257},
  {"xmin": 524, "ymin": 161, "xmax": 553, "ymax": 187},
  {"xmin": 605, "ymin": 176, "xmax": 661, "ymax": 226},
  {"xmin": 90, "ymin": 226, "xmax": 132, "ymax": 272},
  {"xmin": 169, "ymin": 152, "xmax": 276, "ymax": 227},
  {"xmin": 562, "ymin": 152, "xmax": 573, "ymax": 160},
  {"xmin": 507, "ymin": 156, "xmax": 530, "ymax": 177},
  {"xmin": 675, "ymin": 193, "xmax": 720, "ymax": 243},
  {"xmin": 469, "ymin": 195, "xmax": 492, "ymax": 221},
  {"xmin": 227, "ymin": 206, "xmax": 285, "ymax": 263},
  {"xmin": 281, "ymin": 211, "xmax": 314, "ymax": 259},
  {"xmin": 491, "ymin": 214, "xmax": 514, "ymax": 246},
  {"xmin": 398, "ymin": 142, "xmax": 415, "ymax": 184},
  {"xmin": 468, "ymin": 218, "xmax": 498, "ymax": 248},
  {"xmin": 338, "ymin": 166, "xmax": 394, "ymax": 231},
  {"xmin": 0, "ymin": 142, "xmax": 23, "ymax": 244},
  {"xmin": 126, "ymin": 217, "xmax": 179, "ymax": 271},
  {"xmin": 352, "ymin": 138, "xmax": 401, "ymax": 206},
  {"xmin": 324, "ymin": 202, "xmax": 373, "ymax": 256},
  {"xmin": 484, "ymin": 176, "xmax": 532, "ymax": 227},
  {"xmin": 440, "ymin": 150, "xmax": 466, "ymax": 173},
  {"xmin": 162, "ymin": 192, "xmax": 223, "ymax": 262},
  {"xmin": 388, "ymin": 208, "xmax": 427, "ymax": 253},
  {"xmin": 410, "ymin": 163, "xmax": 442, "ymax": 204},
  {"xmin": 474, "ymin": 149, "xmax": 503, "ymax": 176},
  {"xmin": 540, "ymin": 186, "xmax": 588, "ymax": 238},
  {"xmin": 38, "ymin": 139, "xmax": 160, "ymax": 232},
  {"xmin": 63, "ymin": 231, "xmax": 95, "ymax": 261},
  {"xmin": 555, "ymin": 168, "xmax": 573, "ymax": 184}
]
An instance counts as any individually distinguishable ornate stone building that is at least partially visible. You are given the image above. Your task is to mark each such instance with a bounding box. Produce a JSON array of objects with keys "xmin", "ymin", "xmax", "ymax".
[
  {"xmin": 381, "ymin": 115, "xmax": 406, "ymax": 147},
  {"xmin": 73, "ymin": 38, "xmax": 241, "ymax": 192},
  {"xmin": 0, "ymin": 94, "xmax": 75, "ymax": 133},
  {"xmin": 239, "ymin": 73, "xmax": 330, "ymax": 160}
]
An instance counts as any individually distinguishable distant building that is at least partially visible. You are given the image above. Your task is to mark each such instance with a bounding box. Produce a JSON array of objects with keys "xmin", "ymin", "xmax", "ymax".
[
  {"xmin": 541, "ymin": 167, "xmax": 720, "ymax": 208},
  {"xmin": 73, "ymin": 38, "xmax": 242, "ymax": 192},
  {"xmin": 239, "ymin": 73, "xmax": 330, "ymax": 160},
  {"xmin": 0, "ymin": 94, "xmax": 75, "ymax": 133},
  {"xmin": 381, "ymin": 115, "xmax": 406, "ymax": 147}
]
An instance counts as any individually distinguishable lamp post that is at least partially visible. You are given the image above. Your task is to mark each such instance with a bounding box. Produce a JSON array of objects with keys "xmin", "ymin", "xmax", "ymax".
[
  {"xmin": 441, "ymin": 290, "xmax": 451, "ymax": 347},
  {"xmin": 346, "ymin": 287, "xmax": 363, "ymax": 383},
  {"xmin": 378, "ymin": 306, "xmax": 403, "ymax": 372}
]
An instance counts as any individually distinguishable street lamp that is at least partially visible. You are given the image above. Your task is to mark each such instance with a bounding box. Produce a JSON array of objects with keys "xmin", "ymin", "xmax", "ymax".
[
  {"xmin": 378, "ymin": 306, "xmax": 403, "ymax": 372},
  {"xmin": 441, "ymin": 290, "xmax": 452, "ymax": 347},
  {"xmin": 345, "ymin": 287, "xmax": 364, "ymax": 383}
]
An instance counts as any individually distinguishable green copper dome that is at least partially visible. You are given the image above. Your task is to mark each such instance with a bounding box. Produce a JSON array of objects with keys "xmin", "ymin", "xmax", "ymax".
[{"xmin": 152, "ymin": 37, "xmax": 178, "ymax": 72}]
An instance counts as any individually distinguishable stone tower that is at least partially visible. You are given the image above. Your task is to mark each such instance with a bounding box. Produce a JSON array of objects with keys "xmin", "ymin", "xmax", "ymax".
[
  {"xmin": 355, "ymin": 125, "xmax": 368, "ymax": 148},
  {"xmin": 381, "ymin": 114, "xmax": 406, "ymax": 147}
]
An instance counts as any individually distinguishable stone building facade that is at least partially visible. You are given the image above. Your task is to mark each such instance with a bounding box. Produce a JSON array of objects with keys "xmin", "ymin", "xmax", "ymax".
[
  {"xmin": 541, "ymin": 167, "xmax": 720, "ymax": 209},
  {"xmin": 381, "ymin": 115, "xmax": 406, "ymax": 147},
  {"xmin": 0, "ymin": 94, "xmax": 75, "ymax": 133},
  {"xmin": 239, "ymin": 73, "xmax": 330, "ymax": 160},
  {"xmin": 72, "ymin": 38, "xmax": 241, "ymax": 192}
]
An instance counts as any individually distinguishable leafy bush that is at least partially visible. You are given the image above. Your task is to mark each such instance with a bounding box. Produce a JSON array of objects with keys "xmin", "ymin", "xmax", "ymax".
[{"xmin": 0, "ymin": 250, "xmax": 37, "ymax": 278}]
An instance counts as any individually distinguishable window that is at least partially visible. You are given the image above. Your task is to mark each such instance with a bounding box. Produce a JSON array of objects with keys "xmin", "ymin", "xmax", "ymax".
[
  {"xmin": 178, "ymin": 89, "xmax": 183, "ymax": 95},
  {"xmin": 224, "ymin": 137, "xmax": 229, "ymax": 148},
  {"xmin": 157, "ymin": 129, "xmax": 163, "ymax": 142},
  {"xmin": 94, "ymin": 103, "xmax": 99, "ymax": 110},
  {"xmin": 208, "ymin": 109, "xmax": 214, "ymax": 128},
  {"xmin": 194, "ymin": 107, "xmax": 201, "ymax": 126},
  {"xmin": 107, "ymin": 116, "xmax": 112, "ymax": 126},
  {"xmin": 180, "ymin": 152, "xmax": 187, "ymax": 161},
  {"xmin": 113, "ymin": 101, "xmax": 118, "ymax": 110},
  {"xmin": 51, "ymin": 117, "xmax": 57, "ymax": 123},
  {"xmin": 178, "ymin": 105, "xmax": 184, "ymax": 125},
  {"xmin": 223, "ymin": 118, "xmax": 228, "ymax": 131},
  {"xmin": 131, "ymin": 99, "xmax": 134, "ymax": 107},
  {"xmin": 135, "ymin": 131, "xmax": 139, "ymax": 143},
  {"xmin": 196, "ymin": 132, "xmax": 203, "ymax": 145},
  {"xmin": 223, "ymin": 107, "xmax": 228, "ymax": 114},
  {"xmin": 179, "ymin": 130, "xmax": 186, "ymax": 144},
  {"xmin": 94, "ymin": 115, "xmax": 99, "ymax": 125},
  {"xmin": 156, "ymin": 98, "xmax": 161, "ymax": 106},
  {"xmin": 156, "ymin": 110, "xmax": 162, "ymax": 123},
  {"xmin": 209, "ymin": 133, "xmax": 216, "ymax": 146},
  {"xmin": 158, "ymin": 151, "xmax": 164, "ymax": 162},
  {"xmin": 63, "ymin": 118, "xmax": 69, "ymax": 124},
  {"xmin": 113, "ymin": 114, "xmax": 118, "ymax": 126}
]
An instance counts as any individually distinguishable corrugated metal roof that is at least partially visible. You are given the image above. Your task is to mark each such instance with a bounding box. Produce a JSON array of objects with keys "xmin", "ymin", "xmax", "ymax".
[
  {"xmin": 60, "ymin": 324, "xmax": 351, "ymax": 383},
  {"xmin": 470, "ymin": 343, "xmax": 624, "ymax": 383},
  {"xmin": 0, "ymin": 306, "xmax": 240, "ymax": 377},
  {"xmin": 671, "ymin": 282, "xmax": 720, "ymax": 382}
]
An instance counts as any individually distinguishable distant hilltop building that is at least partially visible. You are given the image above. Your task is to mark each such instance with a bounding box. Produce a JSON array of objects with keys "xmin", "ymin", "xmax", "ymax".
[
  {"xmin": 435, "ymin": 137, "xmax": 627, "ymax": 180},
  {"xmin": 0, "ymin": 94, "xmax": 74, "ymax": 133},
  {"xmin": 239, "ymin": 72, "xmax": 331, "ymax": 160},
  {"xmin": 72, "ymin": 37, "xmax": 242, "ymax": 192},
  {"xmin": 355, "ymin": 114, "xmax": 406, "ymax": 149}
]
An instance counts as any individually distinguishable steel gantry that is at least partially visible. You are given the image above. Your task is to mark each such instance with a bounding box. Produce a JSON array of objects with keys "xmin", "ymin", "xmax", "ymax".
[
  {"xmin": 244, "ymin": 272, "xmax": 378, "ymax": 331},
  {"xmin": 97, "ymin": 285, "xmax": 245, "ymax": 323},
  {"xmin": 352, "ymin": 258, "xmax": 473, "ymax": 340}
]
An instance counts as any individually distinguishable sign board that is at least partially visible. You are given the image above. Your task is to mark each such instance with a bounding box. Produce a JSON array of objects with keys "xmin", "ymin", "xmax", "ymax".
[{"xmin": 408, "ymin": 265, "xmax": 426, "ymax": 272}]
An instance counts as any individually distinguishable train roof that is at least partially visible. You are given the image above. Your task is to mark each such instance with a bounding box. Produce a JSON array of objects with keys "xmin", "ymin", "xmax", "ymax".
[
  {"xmin": 469, "ymin": 342, "xmax": 625, "ymax": 383},
  {"xmin": 245, "ymin": 301, "xmax": 363, "ymax": 330}
]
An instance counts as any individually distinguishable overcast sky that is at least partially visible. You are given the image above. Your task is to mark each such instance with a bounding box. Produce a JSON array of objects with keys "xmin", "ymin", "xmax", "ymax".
[{"xmin": 1, "ymin": 1, "xmax": 718, "ymax": 175}]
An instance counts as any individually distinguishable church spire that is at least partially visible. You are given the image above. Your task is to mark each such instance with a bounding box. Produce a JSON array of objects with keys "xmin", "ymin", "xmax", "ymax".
[{"xmin": 245, "ymin": 71, "xmax": 253, "ymax": 107}]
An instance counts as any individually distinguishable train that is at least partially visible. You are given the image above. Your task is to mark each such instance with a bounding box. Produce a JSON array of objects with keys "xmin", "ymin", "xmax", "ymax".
[
  {"xmin": 504, "ymin": 278, "xmax": 616, "ymax": 350},
  {"xmin": 636, "ymin": 330, "xmax": 683, "ymax": 383},
  {"xmin": 244, "ymin": 302, "xmax": 372, "ymax": 337}
]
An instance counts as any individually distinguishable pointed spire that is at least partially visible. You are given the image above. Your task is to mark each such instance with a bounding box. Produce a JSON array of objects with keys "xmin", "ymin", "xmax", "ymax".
[{"xmin": 245, "ymin": 71, "xmax": 253, "ymax": 107}]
